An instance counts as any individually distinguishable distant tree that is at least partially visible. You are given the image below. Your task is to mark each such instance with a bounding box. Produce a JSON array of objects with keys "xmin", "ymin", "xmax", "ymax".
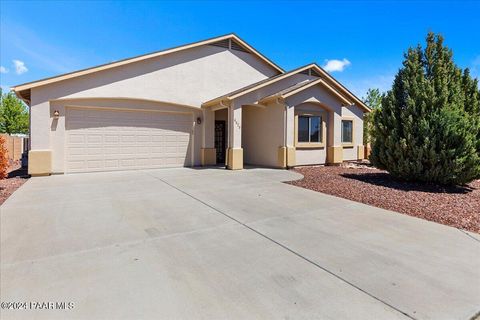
[
  {"xmin": 0, "ymin": 88, "xmax": 29, "ymax": 135},
  {"xmin": 362, "ymin": 88, "xmax": 383, "ymax": 144},
  {"xmin": 370, "ymin": 32, "xmax": 480, "ymax": 185}
]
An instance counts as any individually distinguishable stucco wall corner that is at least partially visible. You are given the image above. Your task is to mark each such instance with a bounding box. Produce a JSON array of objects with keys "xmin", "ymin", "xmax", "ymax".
[
  {"xmin": 277, "ymin": 147, "xmax": 287, "ymax": 168},
  {"xmin": 327, "ymin": 146, "xmax": 343, "ymax": 164},
  {"xmin": 201, "ymin": 148, "xmax": 217, "ymax": 166},
  {"xmin": 357, "ymin": 145, "xmax": 365, "ymax": 160},
  {"xmin": 28, "ymin": 150, "xmax": 52, "ymax": 176},
  {"xmin": 286, "ymin": 147, "xmax": 296, "ymax": 167},
  {"xmin": 227, "ymin": 148, "xmax": 243, "ymax": 170}
]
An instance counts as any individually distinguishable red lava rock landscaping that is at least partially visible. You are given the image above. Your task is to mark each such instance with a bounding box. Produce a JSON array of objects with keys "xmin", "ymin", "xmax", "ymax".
[
  {"xmin": 288, "ymin": 163, "xmax": 480, "ymax": 234},
  {"xmin": 0, "ymin": 161, "xmax": 29, "ymax": 206}
]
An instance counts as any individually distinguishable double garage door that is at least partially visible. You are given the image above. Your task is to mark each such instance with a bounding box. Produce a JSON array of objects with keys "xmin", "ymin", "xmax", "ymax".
[{"xmin": 65, "ymin": 107, "xmax": 193, "ymax": 173}]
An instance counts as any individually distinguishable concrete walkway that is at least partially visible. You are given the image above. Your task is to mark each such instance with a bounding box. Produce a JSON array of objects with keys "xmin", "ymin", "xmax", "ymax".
[{"xmin": 1, "ymin": 168, "xmax": 479, "ymax": 320}]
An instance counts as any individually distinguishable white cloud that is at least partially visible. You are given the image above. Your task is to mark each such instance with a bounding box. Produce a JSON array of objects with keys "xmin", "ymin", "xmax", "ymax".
[
  {"xmin": 2, "ymin": 22, "xmax": 80, "ymax": 74},
  {"xmin": 13, "ymin": 60, "xmax": 28, "ymax": 74},
  {"xmin": 323, "ymin": 58, "xmax": 351, "ymax": 72},
  {"xmin": 0, "ymin": 66, "xmax": 8, "ymax": 74}
]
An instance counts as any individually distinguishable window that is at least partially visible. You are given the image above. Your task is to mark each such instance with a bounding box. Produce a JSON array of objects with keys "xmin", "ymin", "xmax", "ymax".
[
  {"xmin": 341, "ymin": 120, "xmax": 353, "ymax": 143},
  {"xmin": 298, "ymin": 115, "xmax": 322, "ymax": 143}
]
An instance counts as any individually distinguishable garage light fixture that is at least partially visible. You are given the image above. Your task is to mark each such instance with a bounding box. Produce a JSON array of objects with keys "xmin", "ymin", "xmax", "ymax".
[
  {"xmin": 196, "ymin": 117, "xmax": 202, "ymax": 125},
  {"xmin": 53, "ymin": 110, "xmax": 60, "ymax": 119}
]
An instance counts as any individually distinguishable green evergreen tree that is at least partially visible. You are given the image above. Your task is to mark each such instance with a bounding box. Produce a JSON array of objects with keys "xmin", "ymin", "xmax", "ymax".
[
  {"xmin": 362, "ymin": 88, "xmax": 382, "ymax": 144},
  {"xmin": 0, "ymin": 88, "xmax": 29, "ymax": 134},
  {"xmin": 370, "ymin": 32, "xmax": 480, "ymax": 185}
]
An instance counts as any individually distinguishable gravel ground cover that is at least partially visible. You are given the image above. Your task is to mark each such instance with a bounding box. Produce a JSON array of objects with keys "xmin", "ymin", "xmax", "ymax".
[
  {"xmin": 0, "ymin": 161, "xmax": 29, "ymax": 206},
  {"xmin": 288, "ymin": 164, "xmax": 480, "ymax": 233}
]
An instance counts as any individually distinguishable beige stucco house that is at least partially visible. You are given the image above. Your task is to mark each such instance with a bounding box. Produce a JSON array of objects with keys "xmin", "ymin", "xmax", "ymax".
[{"xmin": 13, "ymin": 34, "xmax": 370, "ymax": 175}]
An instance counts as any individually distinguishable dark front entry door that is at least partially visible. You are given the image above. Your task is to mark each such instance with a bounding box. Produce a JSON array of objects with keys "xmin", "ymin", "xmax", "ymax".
[{"xmin": 215, "ymin": 120, "xmax": 226, "ymax": 164}]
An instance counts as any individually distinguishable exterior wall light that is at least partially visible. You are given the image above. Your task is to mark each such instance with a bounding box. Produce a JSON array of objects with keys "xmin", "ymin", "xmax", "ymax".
[
  {"xmin": 53, "ymin": 110, "xmax": 60, "ymax": 119},
  {"xmin": 196, "ymin": 117, "xmax": 202, "ymax": 125}
]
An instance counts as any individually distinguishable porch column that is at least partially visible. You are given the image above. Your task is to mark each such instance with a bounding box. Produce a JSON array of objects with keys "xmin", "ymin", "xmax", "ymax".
[
  {"xmin": 285, "ymin": 104, "xmax": 296, "ymax": 167},
  {"xmin": 227, "ymin": 103, "xmax": 243, "ymax": 170},
  {"xmin": 201, "ymin": 108, "xmax": 216, "ymax": 166},
  {"xmin": 278, "ymin": 104, "xmax": 296, "ymax": 168},
  {"xmin": 327, "ymin": 111, "xmax": 343, "ymax": 164}
]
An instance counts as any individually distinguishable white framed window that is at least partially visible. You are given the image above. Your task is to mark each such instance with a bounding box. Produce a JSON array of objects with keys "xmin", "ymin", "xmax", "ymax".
[
  {"xmin": 341, "ymin": 119, "xmax": 353, "ymax": 144},
  {"xmin": 298, "ymin": 115, "xmax": 322, "ymax": 143}
]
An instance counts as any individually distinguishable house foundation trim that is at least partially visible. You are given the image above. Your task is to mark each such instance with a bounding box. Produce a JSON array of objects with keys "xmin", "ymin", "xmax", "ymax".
[
  {"xmin": 201, "ymin": 148, "xmax": 217, "ymax": 166},
  {"xmin": 327, "ymin": 146, "xmax": 343, "ymax": 164},
  {"xmin": 278, "ymin": 147, "xmax": 287, "ymax": 168},
  {"xmin": 28, "ymin": 150, "xmax": 52, "ymax": 176},
  {"xmin": 357, "ymin": 145, "xmax": 365, "ymax": 160},
  {"xmin": 227, "ymin": 148, "xmax": 243, "ymax": 170},
  {"xmin": 286, "ymin": 147, "xmax": 296, "ymax": 167}
]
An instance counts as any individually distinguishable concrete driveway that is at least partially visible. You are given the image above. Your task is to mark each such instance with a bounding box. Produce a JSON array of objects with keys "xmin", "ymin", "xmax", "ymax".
[{"xmin": 1, "ymin": 168, "xmax": 479, "ymax": 320}]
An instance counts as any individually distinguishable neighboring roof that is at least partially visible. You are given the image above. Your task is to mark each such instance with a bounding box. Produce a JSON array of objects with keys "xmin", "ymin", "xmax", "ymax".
[
  {"xmin": 12, "ymin": 33, "xmax": 284, "ymax": 95},
  {"xmin": 259, "ymin": 78, "xmax": 351, "ymax": 106},
  {"xmin": 202, "ymin": 63, "xmax": 371, "ymax": 112}
]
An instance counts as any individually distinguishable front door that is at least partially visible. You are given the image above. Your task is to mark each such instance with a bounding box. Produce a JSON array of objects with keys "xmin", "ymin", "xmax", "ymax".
[{"xmin": 215, "ymin": 120, "xmax": 226, "ymax": 164}]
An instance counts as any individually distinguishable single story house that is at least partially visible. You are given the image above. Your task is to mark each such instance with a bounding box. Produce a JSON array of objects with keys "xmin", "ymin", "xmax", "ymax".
[{"xmin": 13, "ymin": 34, "xmax": 370, "ymax": 176}]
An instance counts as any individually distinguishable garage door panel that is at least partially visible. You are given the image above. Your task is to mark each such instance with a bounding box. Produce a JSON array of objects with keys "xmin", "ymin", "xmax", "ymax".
[
  {"xmin": 87, "ymin": 160, "xmax": 103, "ymax": 170},
  {"xmin": 104, "ymin": 159, "xmax": 119, "ymax": 168},
  {"xmin": 66, "ymin": 108, "xmax": 193, "ymax": 173}
]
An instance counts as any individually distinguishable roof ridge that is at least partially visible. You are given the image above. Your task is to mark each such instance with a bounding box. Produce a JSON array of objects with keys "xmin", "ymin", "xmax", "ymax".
[{"xmin": 13, "ymin": 33, "xmax": 284, "ymax": 94}]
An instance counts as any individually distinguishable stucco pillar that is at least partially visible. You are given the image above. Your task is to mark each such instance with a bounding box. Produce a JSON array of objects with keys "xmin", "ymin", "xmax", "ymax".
[
  {"xmin": 227, "ymin": 104, "xmax": 243, "ymax": 170},
  {"xmin": 279, "ymin": 104, "xmax": 295, "ymax": 168},
  {"xmin": 29, "ymin": 94, "xmax": 53, "ymax": 176},
  {"xmin": 278, "ymin": 103, "xmax": 296, "ymax": 168},
  {"xmin": 284, "ymin": 104, "xmax": 296, "ymax": 167},
  {"xmin": 201, "ymin": 108, "xmax": 216, "ymax": 166},
  {"xmin": 327, "ymin": 111, "xmax": 343, "ymax": 164}
]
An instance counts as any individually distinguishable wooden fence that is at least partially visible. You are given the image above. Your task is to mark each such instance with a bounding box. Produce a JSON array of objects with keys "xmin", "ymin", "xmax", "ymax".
[{"xmin": 0, "ymin": 134, "xmax": 28, "ymax": 161}]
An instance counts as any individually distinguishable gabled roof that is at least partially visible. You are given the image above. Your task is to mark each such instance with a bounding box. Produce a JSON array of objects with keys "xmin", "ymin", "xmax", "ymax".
[
  {"xmin": 202, "ymin": 63, "xmax": 370, "ymax": 112},
  {"xmin": 260, "ymin": 79, "xmax": 319, "ymax": 101},
  {"xmin": 12, "ymin": 33, "xmax": 284, "ymax": 98},
  {"xmin": 259, "ymin": 78, "xmax": 351, "ymax": 106},
  {"xmin": 202, "ymin": 64, "xmax": 314, "ymax": 107}
]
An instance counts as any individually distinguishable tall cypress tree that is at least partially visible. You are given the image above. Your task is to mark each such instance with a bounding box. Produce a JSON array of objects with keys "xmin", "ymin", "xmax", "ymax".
[{"xmin": 370, "ymin": 32, "xmax": 480, "ymax": 185}]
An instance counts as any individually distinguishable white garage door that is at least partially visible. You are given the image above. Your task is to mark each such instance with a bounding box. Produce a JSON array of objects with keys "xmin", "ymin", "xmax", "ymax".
[{"xmin": 65, "ymin": 107, "xmax": 193, "ymax": 173}]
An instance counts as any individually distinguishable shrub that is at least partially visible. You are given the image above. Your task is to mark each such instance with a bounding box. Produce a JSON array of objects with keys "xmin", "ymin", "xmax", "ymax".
[
  {"xmin": 370, "ymin": 32, "xmax": 480, "ymax": 185},
  {"xmin": 0, "ymin": 136, "xmax": 8, "ymax": 179}
]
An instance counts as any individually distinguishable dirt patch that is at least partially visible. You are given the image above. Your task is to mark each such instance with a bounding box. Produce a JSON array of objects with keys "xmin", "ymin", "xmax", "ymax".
[
  {"xmin": 288, "ymin": 164, "xmax": 480, "ymax": 233},
  {"xmin": 0, "ymin": 160, "xmax": 29, "ymax": 206}
]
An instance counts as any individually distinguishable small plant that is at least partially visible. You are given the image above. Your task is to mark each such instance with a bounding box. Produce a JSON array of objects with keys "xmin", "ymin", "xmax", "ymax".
[{"xmin": 0, "ymin": 136, "xmax": 8, "ymax": 179}]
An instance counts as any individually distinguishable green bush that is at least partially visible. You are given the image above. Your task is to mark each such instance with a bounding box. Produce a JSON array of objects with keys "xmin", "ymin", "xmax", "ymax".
[{"xmin": 370, "ymin": 32, "xmax": 480, "ymax": 185}]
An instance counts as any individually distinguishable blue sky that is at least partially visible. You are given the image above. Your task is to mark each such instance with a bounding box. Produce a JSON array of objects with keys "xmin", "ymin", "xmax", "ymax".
[{"xmin": 1, "ymin": 0, "xmax": 479, "ymax": 98}]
